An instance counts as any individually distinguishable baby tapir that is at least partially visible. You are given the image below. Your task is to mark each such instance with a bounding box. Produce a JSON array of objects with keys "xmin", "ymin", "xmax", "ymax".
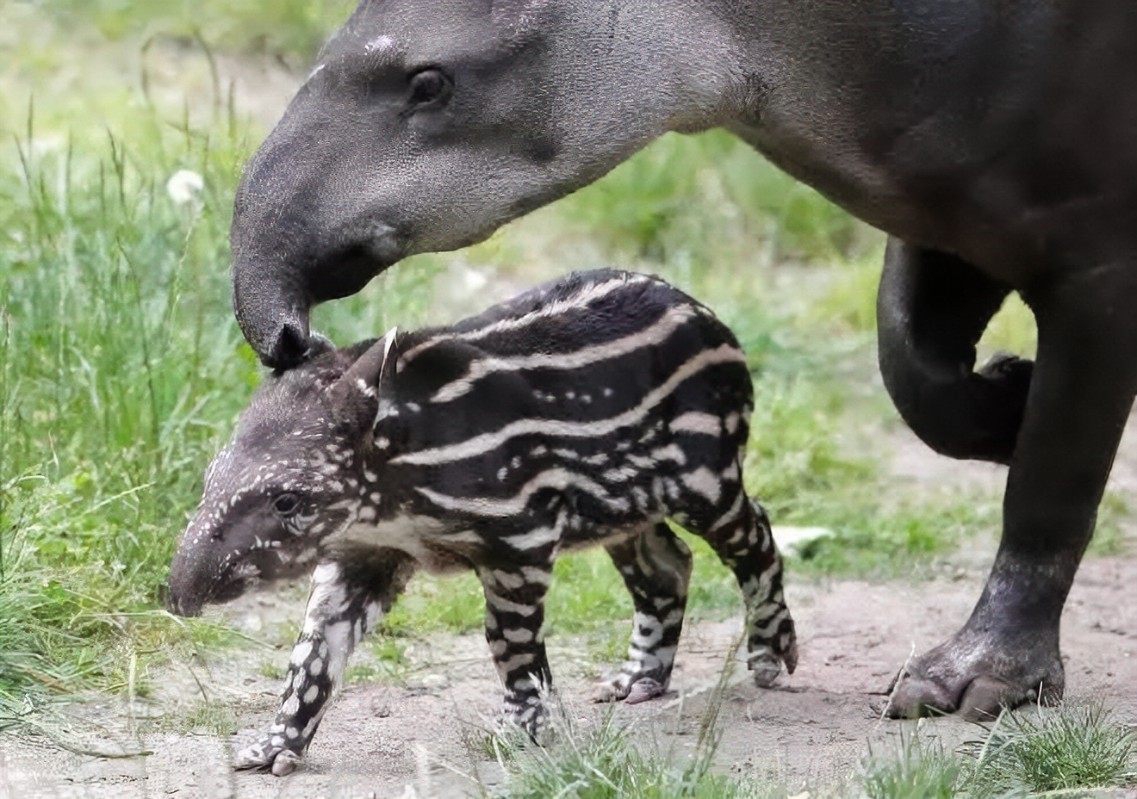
[{"xmin": 167, "ymin": 268, "xmax": 797, "ymax": 775}]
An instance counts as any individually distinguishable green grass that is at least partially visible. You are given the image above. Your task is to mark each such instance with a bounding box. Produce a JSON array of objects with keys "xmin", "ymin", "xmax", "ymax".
[
  {"xmin": 859, "ymin": 705, "xmax": 1137, "ymax": 799},
  {"xmin": 477, "ymin": 686, "xmax": 1137, "ymax": 799},
  {"xmin": 486, "ymin": 713, "xmax": 753, "ymax": 799},
  {"xmin": 0, "ymin": 1, "xmax": 408, "ymax": 707},
  {"xmin": 0, "ymin": 108, "xmax": 247, "ymax": 703},
  {"xmin": 550, "ymin": 129, "xmax": 880, "ymax": 269},
  {"xmin": 480, "ymin": 658, "xmax": 778, "ymax": 799},
  {"xmin": 33, "ymin": 0, "xmax": 357, "ymax": 59},
  {"xmin": 961, "ymin": 704, "xmax": 1137, "ymax": 797},
  {"xmin": 862, "ymin": 731, "xmax": 963, "ymax": 799}
]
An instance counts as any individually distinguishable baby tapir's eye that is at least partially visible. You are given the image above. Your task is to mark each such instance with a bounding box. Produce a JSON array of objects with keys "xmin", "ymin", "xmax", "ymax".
[{"xmin": 272, "ymin": 492, "xmax": 302, "ymax": 517}]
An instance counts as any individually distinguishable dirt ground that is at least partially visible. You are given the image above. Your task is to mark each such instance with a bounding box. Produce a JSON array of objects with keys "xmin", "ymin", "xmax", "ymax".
[{"xmin": 2, "ymin": 419, "xmax": 1136, "ymax": 799}]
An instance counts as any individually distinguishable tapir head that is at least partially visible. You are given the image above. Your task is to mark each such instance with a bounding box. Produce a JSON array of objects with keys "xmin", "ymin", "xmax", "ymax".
[
  {"xmin": 167, "ymin": 333, "xmax": 397, "ymax": 616},
  {"xmin": 231, "ymin": 0, "xmax": 732, "ymax": 368}
]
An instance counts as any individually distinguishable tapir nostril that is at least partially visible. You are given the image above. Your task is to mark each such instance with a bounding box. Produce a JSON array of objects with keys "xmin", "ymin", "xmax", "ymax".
[{"xmin": 267, "ymin": 321, "xmax": 312, "ymax": 371}]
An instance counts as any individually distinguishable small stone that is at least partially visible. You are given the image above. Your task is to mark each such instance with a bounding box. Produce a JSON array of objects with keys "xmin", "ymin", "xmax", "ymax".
[
  {"xmin": 772, "ymin": 526, "xmax": 834, "ymax": 556},
  {"xmin": 236, "ymin": 613, "xmax": 263, "ymax": 633},
  {"xmin": 420, "ymin": 674, "xmax": 449, "ymax": 690}
]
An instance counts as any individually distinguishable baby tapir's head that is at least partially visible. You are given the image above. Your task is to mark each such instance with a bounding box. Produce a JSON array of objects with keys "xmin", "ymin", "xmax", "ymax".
[{"xmin": 167, "ymin": 331, "xmax": 397, "ymax": 616}]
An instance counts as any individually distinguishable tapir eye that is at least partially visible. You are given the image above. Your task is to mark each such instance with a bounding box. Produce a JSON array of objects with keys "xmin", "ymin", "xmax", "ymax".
[
  {"xmin": 272, "ymin": 492, "xmax": 302, "ymax": 517},
  {"xmin": 406, "ymin": 68, "xmax": 452, "ymax": 109}
]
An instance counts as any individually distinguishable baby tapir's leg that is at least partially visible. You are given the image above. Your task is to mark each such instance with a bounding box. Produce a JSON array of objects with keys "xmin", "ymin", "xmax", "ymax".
[
  {"xmin": 234, "ymin": 555, "xmax": 414, "ymax": 775},
  {"xmin": 698, "ymin": 486, "xmax": 797, "ymax": 686},
  {"xmin": 595, "ymin": 523, "xmax": 692, "ymax": 704},
  {"xmin": 477, "ymin": 555, "xmax": 555, "ymax": 735}
]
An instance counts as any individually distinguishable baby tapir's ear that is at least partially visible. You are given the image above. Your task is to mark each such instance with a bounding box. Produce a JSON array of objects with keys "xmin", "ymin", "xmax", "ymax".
[{"xmin": 328, "ymin": 328, "xmax": 398, "ymax": 428}]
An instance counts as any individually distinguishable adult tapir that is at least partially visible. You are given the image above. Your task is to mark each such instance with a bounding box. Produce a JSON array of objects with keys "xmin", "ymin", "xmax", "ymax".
[{"xmin": 226, "ymin": 1, "xmax": 1137, "ymax": 720}]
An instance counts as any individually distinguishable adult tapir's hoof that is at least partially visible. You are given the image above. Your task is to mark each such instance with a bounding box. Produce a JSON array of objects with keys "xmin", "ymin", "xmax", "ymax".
[
  {"xmin": 887, "ymin": 673, "xmax": 1052, "ymax": 721},
  {"xmin": 882, "ymin": 632, "xmax": 1065, "ymax": 720}
]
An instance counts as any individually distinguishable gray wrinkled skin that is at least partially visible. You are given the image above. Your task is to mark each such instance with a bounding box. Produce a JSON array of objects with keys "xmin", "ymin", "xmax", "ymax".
[{"xmin": 230, "ymin": 1, "xmax": 1137, "ymax": 721}]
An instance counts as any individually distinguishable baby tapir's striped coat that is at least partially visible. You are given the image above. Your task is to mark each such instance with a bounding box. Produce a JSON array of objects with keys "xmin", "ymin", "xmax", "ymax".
[{"xmin": 167, "ymin": 269, "xmax": 797, "ymax": 775}]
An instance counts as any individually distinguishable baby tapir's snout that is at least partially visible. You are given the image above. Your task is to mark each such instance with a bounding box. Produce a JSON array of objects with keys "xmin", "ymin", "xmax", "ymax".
[
  {"xmin": 166, "ymin": 332, "xmax": 397, "ymax": 617},
  {"xmin": 167, "ymin": 523, "xmax": 212, "ymax": 617},
  {"xmin": 166, "ymin": 481, "xmax": 294, "ymax": 617},
  {"xmin": 167, "ymin": 507, "xmax": 312, "ymax": 617},
  {"xmin": 170, "ymin": 269, "xmax": 796, "ymax": 776}
]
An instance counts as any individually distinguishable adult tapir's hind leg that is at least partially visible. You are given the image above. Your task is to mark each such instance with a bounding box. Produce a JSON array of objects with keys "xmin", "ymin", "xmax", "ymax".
[
  {"xmin": 877, "ymin": 239, "xmax": 1032, "ymax": 464},
  {"xmin": 595, "ymin": 523, "xmax": 693, "ymax": 704},
  {"xmin": 885, "ymin": 260, "xmax": 1137, "ymax": 719}
]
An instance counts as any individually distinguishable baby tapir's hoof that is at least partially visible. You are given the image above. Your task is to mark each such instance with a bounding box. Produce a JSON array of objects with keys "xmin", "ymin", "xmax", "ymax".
[
  {"xmin": 749, "ymin": 627, "xmax": 799, "ymax": 688},
  {"xmin": 233, "ymin": 738, "xmax": 302, "ymax": 776},
  {"xmin": 500, "ymin": 696, "xmax": 551, "ymax": 744},
  {"xmin": 749, "ymin": 651, "xmax": 788, "ymax": 688},
  {"xmin": 593, "ymin": 675, "xmax": 669, "ymax": 705}
]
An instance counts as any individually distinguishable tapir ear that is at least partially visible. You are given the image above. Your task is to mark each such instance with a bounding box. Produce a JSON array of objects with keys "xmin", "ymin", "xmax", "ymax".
[{"xmin": 330, "ymin": 327, "xmax": 398, "ymax": 403}]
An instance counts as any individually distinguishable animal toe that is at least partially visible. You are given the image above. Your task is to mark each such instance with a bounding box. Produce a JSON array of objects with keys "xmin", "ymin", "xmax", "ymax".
[
  {"xmin": 270, "ymin": 749, "xmax": 301, "ymax": 776},
  {"xmin": 623, "ymin": 677, "xmax": 666, "ymax": 705}
]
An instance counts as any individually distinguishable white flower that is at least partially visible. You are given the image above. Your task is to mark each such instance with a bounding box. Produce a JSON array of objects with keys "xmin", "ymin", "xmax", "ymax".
[
  {"xmin": 30, "ymin": 136, "xmax": 65, "ymax": 158},
  {"xmin": 166, "ymin": 169, "xmax": 204, "ymax": 210}
]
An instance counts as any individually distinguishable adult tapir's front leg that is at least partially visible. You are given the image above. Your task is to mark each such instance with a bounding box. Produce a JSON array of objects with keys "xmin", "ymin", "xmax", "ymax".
[
  {"xmin": 886, "ymin": 265, "xmax": 1137, "ymax": 718},
  {"xmin": 234, "ymin": 556, "xmax": 414, "ymax": 775},
  {"xmin": 877, "ymin": 239, "xmax": 1032, "ymax": 464}
]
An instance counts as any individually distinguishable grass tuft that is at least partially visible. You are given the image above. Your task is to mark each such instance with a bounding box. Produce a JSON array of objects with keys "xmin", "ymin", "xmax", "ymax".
[
  {"xmin": 862, "ymin": 704, "xmax": 1137, "ymax": 799},
  {"xmin": 861, "ymin": 728, "xmax": 963, "ymax": 799},
  {"xmin": 482, "ymin": 661, "xmax": 765, "ymax": 799},
  {"xmin": 961, "ymin": 704, "xmax": 1137, "ymax": 797}
]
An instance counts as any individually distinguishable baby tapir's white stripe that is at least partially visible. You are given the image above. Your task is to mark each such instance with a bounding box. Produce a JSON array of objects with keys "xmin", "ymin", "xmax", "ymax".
[
  {"xmin": 428, "ymin": 305, "xmax": 697, "ymax": 403},
  {"xmin": 392, "ymin": 343, "xmax": 745, "ymax": 468}
]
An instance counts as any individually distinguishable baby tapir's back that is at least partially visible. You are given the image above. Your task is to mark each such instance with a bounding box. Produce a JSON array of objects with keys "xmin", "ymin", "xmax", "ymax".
[{"xmin": 377, "ymin": 269, "xmax": 755, "ymax": 542}]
